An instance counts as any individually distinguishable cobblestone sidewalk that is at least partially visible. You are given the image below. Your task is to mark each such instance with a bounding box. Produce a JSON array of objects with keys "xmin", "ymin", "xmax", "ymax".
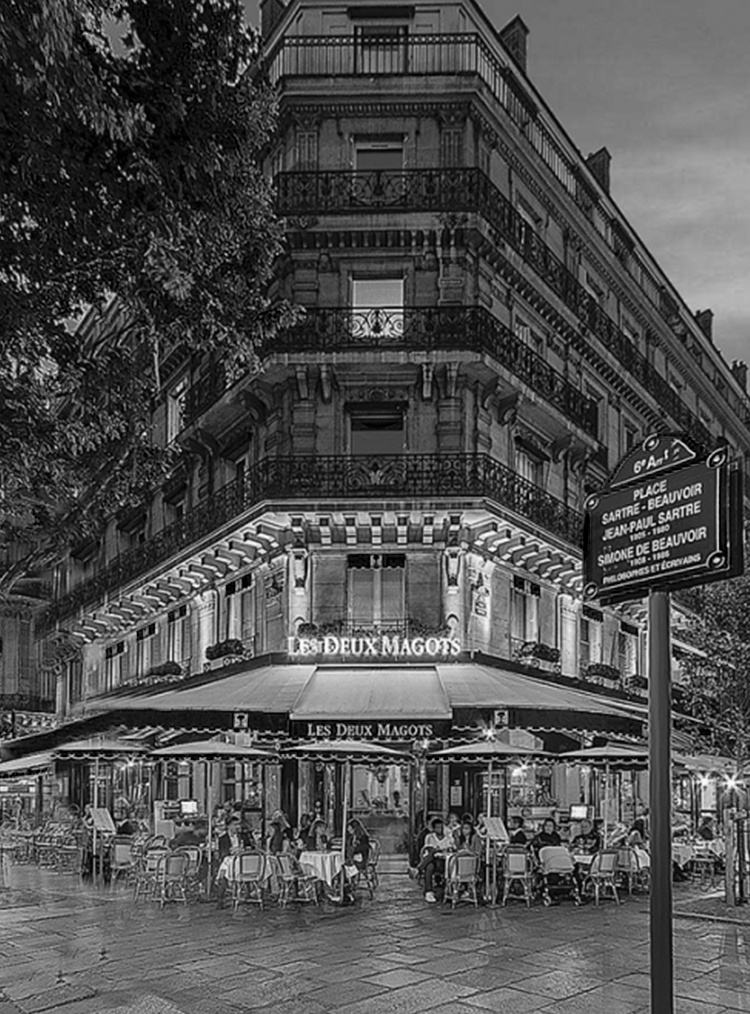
[{"xmin": 1, "ymin": 866, "xmax": 749, "ymax": 1014}]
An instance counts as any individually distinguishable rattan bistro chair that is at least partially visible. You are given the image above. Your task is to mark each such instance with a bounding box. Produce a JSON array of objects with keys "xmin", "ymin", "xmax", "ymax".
[
  {"xmin": 274, "ymin": 853, "xmax": 319, "ymax": 906},
  {"xmin": 133, "ymin": 848, "xmax": 169, "ymax": 902},
  {"xmin": 501, "ymin": 846, "xmax": 535, "ymax": 907},
  {"xmin": 616, "ymin": 847, "xmax": 649, "ymax": 895},
  {"xmin": 585, "ymin": 849, "xmax": 621, "ymax": 906},
  {"xmin": 444, "ymin": 851, "xmax": 480, "ymax": 909},
  {"xmin": 230, "ymin": 851, "xmax": 266, "ymax": 911},
  {"xmin": 154, "ymin": 852, "xmax": 189, "ymax": 908},
  {"xmin": 109, "ymin": 836, "xmax": 136, "ymax": 888}
]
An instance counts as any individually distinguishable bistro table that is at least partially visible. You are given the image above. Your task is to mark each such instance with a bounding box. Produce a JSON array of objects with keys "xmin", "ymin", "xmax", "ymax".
[{"xmin": 298, "ymin": 850, "xmax": 343, "ymax": 887}]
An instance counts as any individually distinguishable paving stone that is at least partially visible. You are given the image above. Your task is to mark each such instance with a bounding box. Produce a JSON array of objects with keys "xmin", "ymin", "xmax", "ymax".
[
  {"xmin": 463, "ymin": 986, "xmax": 554, "ymax": 1012},
  {"xmin": 361, "ymin": 968, "xmax": 431, "ymax": 989}
]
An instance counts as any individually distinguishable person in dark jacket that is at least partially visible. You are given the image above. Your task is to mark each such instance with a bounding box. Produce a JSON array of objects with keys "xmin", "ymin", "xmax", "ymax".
[
  {"xmin": 217, "ymin": 816, "xmax": 255, "ymax": 860},
  {"xmin": 509, "ymin": 816, "xmax": 530, "ymax": 846},
  {"xmin": 346, "ymin": 818, "xmax": 371, "ymax": 872},
  {"xmin": 533, "ymin": 818, "xmax": 562, "ymax": 852}
]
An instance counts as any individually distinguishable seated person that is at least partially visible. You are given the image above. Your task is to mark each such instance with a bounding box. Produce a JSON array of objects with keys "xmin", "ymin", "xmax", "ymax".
[
  {"xmin": 410, "ymin": 816, "xmax": 455, "ymax": 903},
  {"xmin": 533, "ymin": 818, "xmax": 562, "ymax": 852},
  {"xmin": 570, "ymin": 818, "xmax": 601, "ymax": 855},
  {"xmin": 627, "ymin": 818, "xmax": 647, "ymax": 847},
  {"xmin": 446, "ymin": 811, "xmax": 461, "ymax": 844},
  {"xmin": 171, "ymin": 818, "xmax": 208, "ymax": 850},
  {"xmin": 345, "ymin": 818, "xmax": 371, "ymax": 873},
  {"xmin": 215, "ymin": 816, "xmax": 256, "ymax": 908},
  {"xmin": 509, "ymin": 816, "xmax": 530, "ymax": 846},
  {"xmin": 308, "ymin": 816, "xmax": 330, "ymax": 850},
  {"xmin": 267, "ymin": 811, "xmax": 292, "ymax": 855},
  {"xmin": 697, "ymin": 817, "xmax": 715, "ymax": 842},
  {"xmin": 217, "ymin": 815, "xmax": 254, "ymax": 860},
  {"xmin": 455, "ymin": 819, "xmax": 482, "ymax": 857}
]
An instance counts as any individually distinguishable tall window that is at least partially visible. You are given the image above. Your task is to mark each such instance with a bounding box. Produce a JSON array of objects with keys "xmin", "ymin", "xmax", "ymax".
[
  {"xmin": 440, "ymin": 128, "xmax": 463, "ymax": 167},
  {"xmin": 580, "ymin": 607, "xmax": 603, "ymax": 668},
  {"xmin": 511, "ymin": 577, "xmax": 540, "ymax": 646},
  {"xmin": 618, "ymin": 623, "xmax": 639, "ymax": 677},
  {"xmin": 351, "ymin": 276, "xmax": 404, "ymax": 341},
  {"xmin": 223, "ymin": 575, "xmax": 255, "ymax": 646},
  {"xmin": 349, "ymin": 405, "xmax": 405, "ymax": 455},
  {"xmin": 295, "ymin": 130, "xmax": 318, "ymax": 170},
  {"xmin": 167, "ymin": 376, "xmax": 188, "ymax": 443},
  {"xmin": 104, "ymin": 641, "xmax": 126, "ymax": 690},
  {"xmin": 167, "ymin": 605, "xmax": 190, "ymax": 665},
  {"xmin": 516, "ymin": 448, "xmax": 543, "ymax": 487},
  {"xmin": 347, "ymin": 554, "xmax": 405, "ymax": 626},
  {"xmin": 135, "ymin": 623, "xmax": 158, "ymax": 676}
]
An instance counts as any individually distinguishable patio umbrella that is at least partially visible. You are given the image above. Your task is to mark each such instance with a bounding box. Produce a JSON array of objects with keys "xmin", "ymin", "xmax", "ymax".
[
  {"xmin": 152, "ymin": 739, "xmax": 279, "ymax": 887},
  {"xmin": 281, "ymin": 740, "xmax": 410, "ymax": 883},
  {"xmin": 54, "ymin": 736, "xmax": 151, "ymax": 885},
  {"xmin": 431, "ymin": 740, "xmax": 548, "ymax": 906},
  {"xmin": 560, "ymin": 744, "xmax": 650, "ymax": 846}
]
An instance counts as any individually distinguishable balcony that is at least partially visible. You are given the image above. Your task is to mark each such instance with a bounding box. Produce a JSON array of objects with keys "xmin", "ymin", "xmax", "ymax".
[
  {"xmin": 263, "ymin": 304, "xmax": 599, "ymax": 437},
  {"xmin": 277, "ymin": 167, "xmax": 712, "ymax": 452},
  {"xmin": 39, "ymin": 453, "xmax": 584, "ymax": 631}
]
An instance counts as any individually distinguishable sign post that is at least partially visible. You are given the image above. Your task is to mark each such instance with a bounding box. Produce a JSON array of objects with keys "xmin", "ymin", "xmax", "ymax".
[
  {"xmin": 648, "ymin": 588, "xmax": 673, "ymax": 1013},
  {"xmin": 584, "ymin": 434, "xmax": 744, "ymax": 1014}
]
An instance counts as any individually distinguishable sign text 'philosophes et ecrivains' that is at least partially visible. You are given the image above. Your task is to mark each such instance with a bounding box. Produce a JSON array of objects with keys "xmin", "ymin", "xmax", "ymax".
[{"xmin": 584, "ymin": 446, "xmax": 734, "ymax": 603}]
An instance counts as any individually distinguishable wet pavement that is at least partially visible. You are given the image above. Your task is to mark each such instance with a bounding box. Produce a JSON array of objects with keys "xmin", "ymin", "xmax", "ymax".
[{"xmin": 1, "ymin": 863, "xmax": 750, "ymax": 1014}]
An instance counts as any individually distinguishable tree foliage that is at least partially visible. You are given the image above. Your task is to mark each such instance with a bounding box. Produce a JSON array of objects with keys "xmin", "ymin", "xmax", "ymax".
[
  {"xmin": 677, "ymin": 568, "xmax": 750, "ymax": 771},
  {"xmin": 0, "ymin": 0, "xmax": 290, "ymax": 596}
]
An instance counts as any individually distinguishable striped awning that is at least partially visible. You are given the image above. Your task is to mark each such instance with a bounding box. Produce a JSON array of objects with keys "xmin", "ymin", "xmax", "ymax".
[{"xmin": 0, "ymin": 751, "xmax": 54, "ymax": 777}]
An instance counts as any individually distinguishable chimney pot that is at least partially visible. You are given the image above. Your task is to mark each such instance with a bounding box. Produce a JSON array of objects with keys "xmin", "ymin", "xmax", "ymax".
[
  {"xmin": 694, "ymin": 309, "xmax": 713, "ymax": 341},
  {"xmin": 731, "ymin": 360, "xmax": 748, "ymax": 392},
  {"xmin": 499, "ymin": 15, "xmax": 530, "ymax": 73},
  {"xmin": 585, "ymin": 147, "xmax": 611, "ymax": 194}
]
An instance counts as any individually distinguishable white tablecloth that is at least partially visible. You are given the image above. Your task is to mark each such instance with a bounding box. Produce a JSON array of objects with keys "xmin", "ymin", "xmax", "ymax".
[{"xmin": 299, "ymin": 850, "xmax": 342, "ymax": 886}]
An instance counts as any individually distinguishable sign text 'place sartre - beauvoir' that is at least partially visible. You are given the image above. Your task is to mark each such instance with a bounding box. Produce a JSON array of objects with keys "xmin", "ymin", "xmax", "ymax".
[{"xmin": 584, "ymin": 436, "xmax": 743, "ymax": 604}]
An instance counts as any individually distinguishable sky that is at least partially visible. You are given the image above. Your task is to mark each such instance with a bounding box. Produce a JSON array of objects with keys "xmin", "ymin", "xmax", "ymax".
[{"xmin": 479, "ymin": 0, "xmax": 750, "ymax": 370}]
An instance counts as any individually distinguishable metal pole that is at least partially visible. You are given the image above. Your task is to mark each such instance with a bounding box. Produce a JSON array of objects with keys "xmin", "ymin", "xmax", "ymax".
[{"xmin": 648, "ymin": 588, "xmax": 673, "ymax": 1014}]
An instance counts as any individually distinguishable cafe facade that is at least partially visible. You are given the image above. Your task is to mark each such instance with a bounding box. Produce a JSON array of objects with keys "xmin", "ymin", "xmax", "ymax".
[{"xmin": 24, "ymin": 0, "xmax": 748, "ymax": 842}]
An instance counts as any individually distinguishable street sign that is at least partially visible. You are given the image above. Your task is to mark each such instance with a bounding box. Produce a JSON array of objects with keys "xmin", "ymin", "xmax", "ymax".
[
  {"xmin": 584, "ymin": 440, "xmax": 743, "ymax": 605},
  {"xmin": 583, "ymin": 432, "xmax": 745, "ymax": 1014}
]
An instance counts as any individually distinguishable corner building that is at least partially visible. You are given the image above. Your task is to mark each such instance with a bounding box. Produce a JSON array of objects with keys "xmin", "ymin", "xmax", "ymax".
[{"xmin": 34, "ymin": 0, "xmax": 750, "ymax": 848}]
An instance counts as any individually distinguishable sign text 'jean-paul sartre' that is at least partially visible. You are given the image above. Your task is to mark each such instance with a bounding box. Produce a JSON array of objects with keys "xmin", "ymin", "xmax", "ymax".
[{"xmin": 288, "ymin": 634, "xmax": 462, "ymax": 658}]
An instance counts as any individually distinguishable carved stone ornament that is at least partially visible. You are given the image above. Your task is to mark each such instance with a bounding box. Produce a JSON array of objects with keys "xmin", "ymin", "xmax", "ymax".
[
  {"xmin": 444, "ymin": 548, "xmax": 462, "ymax": 587},
  {"xmin": 290, "ymin": 548, "xmax": 308, "ymax": 589}
]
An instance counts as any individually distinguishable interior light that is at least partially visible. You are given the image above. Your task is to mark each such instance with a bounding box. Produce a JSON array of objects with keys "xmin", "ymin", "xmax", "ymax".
[{"xmin": 484, "ymin": 727, "xmax": 496, "ymax": 741}]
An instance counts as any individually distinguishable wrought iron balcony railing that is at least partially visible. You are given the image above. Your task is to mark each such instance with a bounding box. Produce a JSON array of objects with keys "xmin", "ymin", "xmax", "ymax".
[
  {"xmin": 39, "ymin": 453, "xmax": 583, "ymax": 631},
  {"xmin": 277, "ymin": 167, "xmax": 712, "ymax": 452},
  {"xmin": 262, "ymin": 305, "xmax": 599, "ymax": 437}
]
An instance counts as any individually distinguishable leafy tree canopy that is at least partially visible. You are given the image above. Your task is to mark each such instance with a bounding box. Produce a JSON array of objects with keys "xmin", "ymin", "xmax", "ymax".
[
  {"xmin": 0, "ymin": 0, "xmax": 290, "ymax": 597},
  {"xmin": 676, "ymin": 567, "xmax": 750, "ymax": 771}
]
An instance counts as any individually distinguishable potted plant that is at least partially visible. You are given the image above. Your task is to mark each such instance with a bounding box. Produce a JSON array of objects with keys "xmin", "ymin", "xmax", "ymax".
[
  {"xmin": 517, "ymin": 641, "xmax": 561, "ymax": 664},
  {"xmin": 585, "ymin": 662, "xmax": 622, "ymax": 683},
  {"xmin": 205, "ymin": 638, "xmax": 245, "ymax": 661}
]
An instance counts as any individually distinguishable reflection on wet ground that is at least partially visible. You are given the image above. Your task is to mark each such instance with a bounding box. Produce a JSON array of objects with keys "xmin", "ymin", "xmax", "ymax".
[{"xmin": 1, "ymin": 866, "xmax": 750, "ymax": 1013}]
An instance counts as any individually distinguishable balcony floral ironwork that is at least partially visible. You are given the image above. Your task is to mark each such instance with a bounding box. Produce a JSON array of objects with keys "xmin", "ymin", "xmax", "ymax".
[
  {"xmin": 263, "ymin": 304, "xmax": 598, "ymax": 438},
  {"xmin": 39, "ymin": 453, "xmax": 583, "ymax": 631},
  {"xmin": 277, "ymin": 166, "xmax": 712, "ymax": 452}
]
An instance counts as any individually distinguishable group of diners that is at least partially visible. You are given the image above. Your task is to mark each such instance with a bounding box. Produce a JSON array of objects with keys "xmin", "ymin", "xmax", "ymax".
[{"xmin": 409, "ymin": 811, "xmax": 632, "ymax": 904}]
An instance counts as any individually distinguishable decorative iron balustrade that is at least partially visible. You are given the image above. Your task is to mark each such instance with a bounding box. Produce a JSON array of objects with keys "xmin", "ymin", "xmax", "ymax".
[
  {"xmin": 277, "ymin": 166, "xmax": 712, "ymax": 452},
  {"xmin": 263, "ymin": 304, "xmax": 598, "ymax": 437},
  {"xmin": 38, "ymin": 453, "xmax": 583, "ymax": 631}
]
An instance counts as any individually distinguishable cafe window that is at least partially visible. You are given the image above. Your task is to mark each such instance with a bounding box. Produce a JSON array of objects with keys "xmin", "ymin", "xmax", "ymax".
[
  {"xmin": 167, "ymin": 605, "xmax": 190, "ymax": 665},
  {"xmin": 135, "ymin": 622, "xmax": 158, "ymax": 676},
  {"xmin": 223, "ymin": 574, "xmax": 255, "ymax": 645},
  {"xmin": 347, "ymin": 554, "xmax": 405, "ymax": 626},
  {"xmin": 511, "ymin": 576, "xmax": 540, "ymax": 645},
  {"xmin": 104, "ymin": 641, "xmax": 126, "ymax": 690},
  {"xmin": 349, "ymin": 405, "xmax": 405, "ymax": 455}
]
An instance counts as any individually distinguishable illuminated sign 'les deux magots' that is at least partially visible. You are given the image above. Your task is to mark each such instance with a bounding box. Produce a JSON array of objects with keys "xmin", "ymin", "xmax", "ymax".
[{"xmin": 288, "ymin": 634, "xmax": 462, "ymax": 658}]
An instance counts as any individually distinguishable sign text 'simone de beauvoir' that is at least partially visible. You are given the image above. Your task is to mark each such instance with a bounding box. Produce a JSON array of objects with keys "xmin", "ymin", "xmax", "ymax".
[{"xmin": 585, "ymin": 459, "xmax": 724, "ymax": 597}]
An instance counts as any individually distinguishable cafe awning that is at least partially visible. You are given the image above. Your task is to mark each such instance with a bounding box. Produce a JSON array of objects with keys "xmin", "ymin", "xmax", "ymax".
[
  {"xmin": 290, "ymin": 666, "xmax": 451, "ymax": 721},
  {"xmin": 104, "ymin": 664, "xmax": 316, "ymax": 715},
  {"xmin": 0, "ymin": 751, "xmax": 54, "ymax": 777},
  {"xmin": 438, "ymin": 663, "xmax": 643, "ymax": 718}
]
